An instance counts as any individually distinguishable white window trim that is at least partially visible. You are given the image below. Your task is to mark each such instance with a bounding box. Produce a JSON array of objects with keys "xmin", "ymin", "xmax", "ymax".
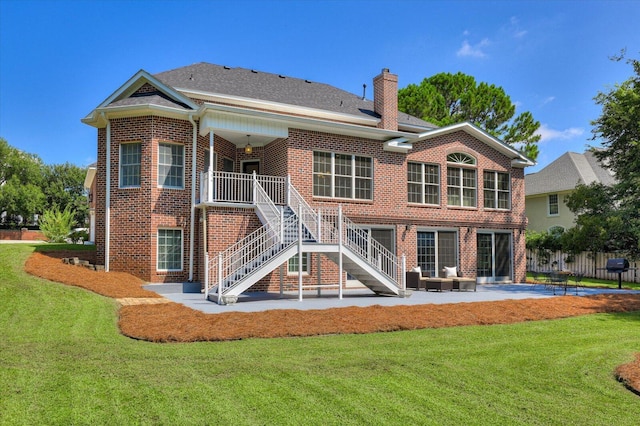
[
  {"xmin": 157, "ymin": 228, "xmax": 183, "ymax": 272},
  {"xmin": 483, "ymin": 170, "xmax": 511, "ymax": 211},
  {"xmin": 158, "ymin": 142, "xmax": 185, "ymax": 189},
  {"xmin": 119, "ymin": 142, "xmax": 141, "ymax": 189},
  {"xmin": 288, "ymin": 253, "xmax": 310, "ymax": 275},
  {"xmin": 408, "ymin": 162, "xmax": 440, "ymax": 205},
  {"xmin": 548, "ymin": 194, "xmax": 559, "ymax": 216},
  {"xmin": 447, "ymin": 166, "xmax": 477, "ymax": 208},
  {"xmin": 313, "ymin": 151, "xmax": 373, "ymax": 201}
]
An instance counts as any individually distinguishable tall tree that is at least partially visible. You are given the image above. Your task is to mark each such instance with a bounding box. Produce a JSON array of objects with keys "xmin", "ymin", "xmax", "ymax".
[
  {"xmin": 592, "ymin": 54, "xmax": 640, "ymax": 203},
  {"xmin": 589, "ymin": 55, "xmax": 640, "ymax": 259},
  {"xmin": 0, "ymin": 138, "xmax": 45, "ymax": 225},
  {"xmin": 398, "ymin": 72, "xmax": 541, "ymax": 161},
  {"xmin": 43, "ymin": 163, "xmax": 88, "ymax": 226}
]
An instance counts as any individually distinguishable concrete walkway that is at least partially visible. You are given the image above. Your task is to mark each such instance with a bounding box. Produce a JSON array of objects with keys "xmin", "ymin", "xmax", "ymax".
[{"xmin": 143, "ymin": 283, "xmax": 638, "ymax": 314}]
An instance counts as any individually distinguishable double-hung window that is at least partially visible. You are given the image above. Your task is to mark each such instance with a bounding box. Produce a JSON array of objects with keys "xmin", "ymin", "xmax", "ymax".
[
  {"xmin": 313, "ymin": 151, "xmax": 372, "ymax": 200},
  {"xmin": 408, "ymin": 162, "xmax": 440, "ymax": 205},
  {"xmin": 157, "ymin": 229, "xmax": 182, "ymax": 271},
  {"xmin": 548, "ymin": 194, "xmax": 559, "ymax": 216},
  {"xmin": 483, "ymin": 171, "xmax": 511, "ymax": 210},
  {"xmin": 446, "ymin": 153, "xmax": 476, "ymax": 207},
  {"xmin": 120, "ymin": 142, "xmax": 141, "ymax": 188},
  {"xmin": 158, "ymin": 143, "xmax": 184, "ymax": 189}
]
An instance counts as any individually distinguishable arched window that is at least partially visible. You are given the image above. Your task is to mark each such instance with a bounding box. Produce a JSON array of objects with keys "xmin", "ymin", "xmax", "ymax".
[
  {"xmin": 447, "ymin": 152, "xmax": 476, "ymax": 165},
  {"xmin": 446, "ymin": 153, "xmax": 476, "ymax": 207}
]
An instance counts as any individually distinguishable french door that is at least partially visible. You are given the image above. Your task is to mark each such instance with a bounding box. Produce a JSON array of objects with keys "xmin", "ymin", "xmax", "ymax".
[{"xmin": 477, "ymin": 232, "xmax": 512, "ymax": 283}]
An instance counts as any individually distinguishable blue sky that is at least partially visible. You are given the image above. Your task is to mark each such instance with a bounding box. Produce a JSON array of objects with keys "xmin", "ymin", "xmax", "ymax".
[{"xmin": 1, "ymin": 0, "xmax": 639, "ymax": 173}]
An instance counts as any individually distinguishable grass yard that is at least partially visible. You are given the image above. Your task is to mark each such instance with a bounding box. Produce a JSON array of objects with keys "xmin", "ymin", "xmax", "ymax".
[{"xmin": 2, "ymin": 244, "xmax": 640, "ymax": 425}]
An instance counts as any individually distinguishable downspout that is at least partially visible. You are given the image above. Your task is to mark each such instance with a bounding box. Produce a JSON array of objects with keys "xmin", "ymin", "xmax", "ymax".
[
  {"xmin": 102, "ymin": 112, "xmax": 111, "ymax": 272},
  {"xmin": 188, "ymin": 114, "xmax": 197, "ymax": 281}
]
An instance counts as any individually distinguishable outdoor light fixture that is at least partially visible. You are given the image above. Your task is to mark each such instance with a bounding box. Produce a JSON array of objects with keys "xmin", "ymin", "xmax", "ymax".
[{"xmin": 244, "ymin": 135, "xmax": 252, "ymax": 154}]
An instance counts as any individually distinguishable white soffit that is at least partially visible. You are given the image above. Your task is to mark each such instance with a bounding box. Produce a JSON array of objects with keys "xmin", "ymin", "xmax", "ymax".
[{"xmin": 199, "ymin": 110, "xmax": 289, "ymax": 139}]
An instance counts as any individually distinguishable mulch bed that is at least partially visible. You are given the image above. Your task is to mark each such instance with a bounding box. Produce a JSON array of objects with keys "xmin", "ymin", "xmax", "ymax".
[{"xmin": 24, "ymin": 250, "xmax": 640, "ymax": 395}]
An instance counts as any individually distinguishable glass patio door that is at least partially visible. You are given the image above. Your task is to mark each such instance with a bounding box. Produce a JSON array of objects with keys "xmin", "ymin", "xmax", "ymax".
[{"xmin": 477, "ymin": 232, "xmax": 512, "ymax": 283}]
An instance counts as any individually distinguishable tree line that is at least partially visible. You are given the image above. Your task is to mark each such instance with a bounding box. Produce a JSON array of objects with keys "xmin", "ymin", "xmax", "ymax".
[{"xmin": 0, "ymin": 137, "xmax": 88, "ymax": 231}]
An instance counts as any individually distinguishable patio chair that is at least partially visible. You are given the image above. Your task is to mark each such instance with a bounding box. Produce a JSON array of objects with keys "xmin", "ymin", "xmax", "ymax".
[
  {"xmin": 405, "ymin": 271, "xmax": 423, "ymax": 291},
  {"xmin": 549, "ymin": 271, "xmax": 570, "ymax": 295}
]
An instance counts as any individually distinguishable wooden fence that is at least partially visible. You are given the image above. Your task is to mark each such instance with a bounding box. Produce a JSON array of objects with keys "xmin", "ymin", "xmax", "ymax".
[{"xmin": 526, "ymin": 249, "xmax": 640, "ymax": 283}]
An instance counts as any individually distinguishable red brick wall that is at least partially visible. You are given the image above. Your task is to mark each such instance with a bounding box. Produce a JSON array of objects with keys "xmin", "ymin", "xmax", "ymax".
[
  {"xmin": 93, "ymin": 113, "xmax": 527, "ymax": 286},
  {"xmin": 373, "ymin": 69, "xmax": 398, "ymax": 131},
  {"xmin": 0, "ymin": 229, "xmax": 46, "ymax": 240}
]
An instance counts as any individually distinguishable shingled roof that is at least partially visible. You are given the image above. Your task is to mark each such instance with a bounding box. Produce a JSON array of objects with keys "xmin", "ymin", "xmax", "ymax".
[
  {"xmin": 153, "ymin": 62, "xmax": 433, "ymax": 130},
  {"xmin": 525, "ymin": 150, "xmax": 616, "ymax": 196}
]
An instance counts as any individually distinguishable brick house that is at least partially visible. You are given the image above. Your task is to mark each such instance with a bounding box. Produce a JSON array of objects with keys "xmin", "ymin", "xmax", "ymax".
[{"xmin": 82, "ymin": 63, "xmax": 533, "ymax": 304}]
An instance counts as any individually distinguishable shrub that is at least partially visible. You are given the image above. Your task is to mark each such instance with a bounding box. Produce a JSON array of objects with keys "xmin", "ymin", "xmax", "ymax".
[
  {"xmin": 68, "ymin": 229, "xmax": 89, "ymax": 244},
  {"xmin": 39, "ymin": 206, "xmax": 75, "ymax": 243}
]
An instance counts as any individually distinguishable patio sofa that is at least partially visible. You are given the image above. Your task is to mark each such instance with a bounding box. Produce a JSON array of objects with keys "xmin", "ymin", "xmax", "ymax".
[
  {"xmin": 406, "ymin": 268, "xmax": 453, "ymax": 292},
  {"xmin": 442, "ymin": 266, "xmax": 477, "ymax": 292}
]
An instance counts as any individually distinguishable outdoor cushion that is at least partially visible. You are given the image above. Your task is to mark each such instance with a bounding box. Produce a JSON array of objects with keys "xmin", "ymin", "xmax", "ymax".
[{"xmin": 444, "ymin": 266, "xmax": 457, "ymax": 278}]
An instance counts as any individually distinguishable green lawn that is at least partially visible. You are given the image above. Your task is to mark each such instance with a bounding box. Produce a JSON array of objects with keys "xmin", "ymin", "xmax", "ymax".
[{"xmin": 2, "ymin": 244, "xmax": 640, "ymax": 425}]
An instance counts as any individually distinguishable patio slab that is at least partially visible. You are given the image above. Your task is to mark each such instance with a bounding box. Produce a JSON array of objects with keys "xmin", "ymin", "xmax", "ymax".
[{"xmin": 143, "ymin": 283, "xmax": 639, "ymax": 314}]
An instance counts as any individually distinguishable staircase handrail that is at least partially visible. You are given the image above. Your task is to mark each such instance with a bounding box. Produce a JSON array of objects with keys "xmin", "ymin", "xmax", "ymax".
[
  {"xmin": 287, "ymin": 183, "xmax": 319, "ymax": 242},
  {"xmin": 254, "ymin": 174, "xmax": 282, "ymax": 235},
  {"xmin": 315, "ymin": 207, "xmax": 400, "ymax": 286},
  {"xmin": 344, "ymin": 215, "xmax": 399, "ymax": 284},
  {"xmin": 212, "ymin": 215, "xmax": 299, "ymax": 297}
]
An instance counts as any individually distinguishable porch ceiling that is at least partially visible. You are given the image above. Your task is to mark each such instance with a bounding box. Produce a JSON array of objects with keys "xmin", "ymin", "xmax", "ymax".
[{"xmin": 199, "ymin": 110, "xmax": 289, "ymax": 148}]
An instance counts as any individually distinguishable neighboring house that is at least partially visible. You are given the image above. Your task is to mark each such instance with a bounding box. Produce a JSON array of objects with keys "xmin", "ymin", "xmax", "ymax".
[
  {"xmin": 525, "ymin": 150, "xmax": 615, "ymax": 232},
  {"xmin": 82, "ymin": 63, "xmax": 533, "ymax": 304},
  {"xmin": 83, "ymin": 162, "xmax": 97, "ymax": 243}
]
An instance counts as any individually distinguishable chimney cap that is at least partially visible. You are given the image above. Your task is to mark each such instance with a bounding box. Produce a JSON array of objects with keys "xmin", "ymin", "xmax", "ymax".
[{"xmin": 382, "ymin": 68, "xmax": 390, "ymax": 73}]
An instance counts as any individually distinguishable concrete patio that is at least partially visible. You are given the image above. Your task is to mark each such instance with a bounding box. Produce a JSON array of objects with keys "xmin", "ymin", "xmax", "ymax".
[{"xmin": 143, "ymin": 283, "xmax": 639, "ymax": 314}]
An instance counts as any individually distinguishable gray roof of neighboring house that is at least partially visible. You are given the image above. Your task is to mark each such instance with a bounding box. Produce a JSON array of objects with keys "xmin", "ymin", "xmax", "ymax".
[
  {"xmin": 153, "ymin": 62, "xmax": 434, "ymax": 129},
  {"xmin": 525, "ymin": 150, "xmax": 616, "ymax": 196}
]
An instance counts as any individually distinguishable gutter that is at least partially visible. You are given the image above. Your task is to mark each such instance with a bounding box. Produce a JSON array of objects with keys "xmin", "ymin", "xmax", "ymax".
[
  {"xmin": 188, "ymin": 114, "xmax": 197, "ymax": 282},
  {"xmin": 102, "ymin": 112, "xmax": 111, "ymax": 272}
]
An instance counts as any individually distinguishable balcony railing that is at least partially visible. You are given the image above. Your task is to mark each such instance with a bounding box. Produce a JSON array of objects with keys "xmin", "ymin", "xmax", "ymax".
[{"xmin": 199, "ymin": 171, "xmax": 287, "ymax": 205}]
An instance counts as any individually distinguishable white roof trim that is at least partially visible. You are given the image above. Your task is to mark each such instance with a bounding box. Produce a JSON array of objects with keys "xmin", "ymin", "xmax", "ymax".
[
  {"xmin": 82, "ymin": 70, "xmax": 198, "ymax": 127},
  {"xmin": 176, "ymin": 88, "xmax": 379, "ymax": 127},
  {"xmin": 414, "ymin": 122, "xmax": 535, "ymax": 167},
  {"xmin": 82, "ymin": 104, "xmax": 194, "ymax": 128},
  {"xmin": 84, "ymin": 164, "xmax": 97, "ymax": 189}
]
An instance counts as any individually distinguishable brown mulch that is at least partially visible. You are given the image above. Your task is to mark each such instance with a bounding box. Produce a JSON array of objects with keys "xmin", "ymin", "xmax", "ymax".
[{"xmin": 23, "ymin": 250, "xmax": 640, "ymax": 394}]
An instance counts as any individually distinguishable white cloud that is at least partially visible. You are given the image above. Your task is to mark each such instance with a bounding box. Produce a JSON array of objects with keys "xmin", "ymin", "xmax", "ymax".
[
  {"xmin": 508, "ymin": 16, "xmax": 528, "ymax": 38},
  {"xmin": 536, "ymin": 124, "xmax": 584, "ymax": 142},
  {"xmin": 457, "ymin": 38, "xmax": 490, "ymax": 58},
  {"xmin": 541, "ymin": 96, "xmax": 556, "ymax": 106}
]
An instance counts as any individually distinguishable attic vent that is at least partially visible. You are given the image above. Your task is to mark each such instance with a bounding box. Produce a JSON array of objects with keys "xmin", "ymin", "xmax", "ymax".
[
  {"xmin": 189, "ymin": 74, "xmax": 193, "ymax": 80},
  {"xmin": 279, "ymin": 75, "xmax": 285, "ymax": 78},
  {"xmin": 305, "ymin": 79, "xmax": 312, "ymax": 83},
  {"xmin": 223, "ymin": 65, "xmax": 230, "ymax": 70},
  {"xmin": 340, "ymin": 100, "xmax": 343, "ymax": 107},
  {"xmin": 251, "ymin": 70, "xmax": 258, "ymax": 73}
]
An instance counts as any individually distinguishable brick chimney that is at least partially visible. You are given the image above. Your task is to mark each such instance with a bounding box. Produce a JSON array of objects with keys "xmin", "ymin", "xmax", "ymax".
[{"xmin": 373, "ymin": 68, "xmax": 398, "ymax": 131}]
